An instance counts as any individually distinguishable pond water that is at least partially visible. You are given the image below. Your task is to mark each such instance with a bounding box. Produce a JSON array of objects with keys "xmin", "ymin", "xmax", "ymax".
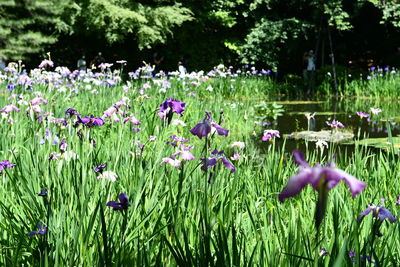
[{"xmin": 263, "ymin": 97, "xmax": 400, "ymax": 153}]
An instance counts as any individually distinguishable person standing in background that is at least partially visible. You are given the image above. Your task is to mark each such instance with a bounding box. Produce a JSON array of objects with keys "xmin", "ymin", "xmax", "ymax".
[{"xmin": 77, "ymin": 55, "xmax": 86, "ymax": 71}]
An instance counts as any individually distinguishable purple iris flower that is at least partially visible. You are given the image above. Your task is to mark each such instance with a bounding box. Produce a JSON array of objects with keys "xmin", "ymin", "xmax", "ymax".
[
  {"xmin": 357, "ymin": 203, "xmax": 397, "ymax": 223},
  {"xmin": 167, "ymin": 135, "xmax": 190, "ymax": 147},
  {"xmin": 30, "ymin": 97, "xmax": 48, "ymax": 106},
  {"xmin": 6, "ymin": 82, "xmax": 16, "ymax": 90},
  {"xmin": 65, "ymin": 108, "xmax": 79, "ymax": 118},
  {"xmin": 200, "ymin": 150, "xmax": 236, "ymax": 173},
  {"xmin": 38, "ymin": 59, "xmax": 54, "ymax": 69},
  {"xmin": 158, "ymin": 98, "xmax": 186, "ymax": 124},
  {"xmin": 261, "ymin": 130, "xmax": 280, "ymax": 142},
  {"xmin": 75, "ymin": 115, "xmax": 104, "ymax": 128},
  {"xmin": 27, "ymin": 222, "xmax": 47, "ymax": 236},
  {"xmin": 356, "ymin": 112, "xmax": 370, "ymax": 118},
  {"xmin": 348, "ymin": 250, "xmax": 356, "ymax": 262},
  {"xmin": 59, "ymin": 140, "xmax": 67, "ymax": 153},
  {"xmin": 326, "ymin": 120, "xmax": 344, "ymax": 128},
  {"xmin": 107, "ymin": 193, "xmax": 130, "ymax": 210},
  {"xmin": 0, "ymin": 160, "xmax": 16, "ymax": 172},
  {"xmin": 37, "ymin": 189, "xmax": 48, "ymax": 197},
  {"xmin": 190, "ymin": 111, "xmax": 228, "ymax": 139},
  {"xmin": 279, "ymin": 150, "xmax": 366, "ymax": 203},
  {"xmin": 0, "ymin": 104, "xmax": 20, "ymax": 113},
  {"xmin": 396, "ymin": 195, "xmax": 400, "ymax": 206},
  {"xmin": 94, "ymin": 163, "xmax": 107, "ymax": 173}
]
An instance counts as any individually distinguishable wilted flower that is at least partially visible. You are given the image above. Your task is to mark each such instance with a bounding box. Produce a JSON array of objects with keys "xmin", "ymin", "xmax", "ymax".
[
  {"xmin": 279, "ymin": 150, "xmax": 366, "ymax": 202},
  {"xmin": 356, "ymin": 112, "xmax": 370, "ymax": 118},
  {"xmin": 357, "ymin": 203, "xmax": 397, "ymax": 223},
  {"xmin": 161, "ymin": 158, "xmax": 182, "ymax": 168},
  {"xmin": 28, "ymin": 222, "xmax": 47, "ymax": 236},
  {"xmin": 261, "ymin": 130, "xmax": 280, "ymax": 142},
  {"xmin": 107, "ymin": 193, "xmax": 130, "ymax": 210},
  {"xmin": 200, "ymin": 150, "xmax": 236, "ymax": 173},
  {"xmin": 326, "ymin": 120, "xmax": 344, "ymax": 128},
  {"xmin": 190, "ymin": 111, "xmax": 228, "ymax": 139},
  {"xmin": 97, "ymin": 171, "xmax": 118, "ymax": 182}
]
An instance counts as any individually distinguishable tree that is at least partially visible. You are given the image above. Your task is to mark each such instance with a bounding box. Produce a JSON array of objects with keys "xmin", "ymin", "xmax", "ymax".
[{"xmin": 0, "ymin": 0, "xmax": 73, "ymax": 61}]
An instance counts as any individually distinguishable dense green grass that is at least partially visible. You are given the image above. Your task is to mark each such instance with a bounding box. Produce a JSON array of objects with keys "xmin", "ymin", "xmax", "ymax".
[{"xmin": 0, "ymin": 70, "xmax": 399, "ymax": 266}]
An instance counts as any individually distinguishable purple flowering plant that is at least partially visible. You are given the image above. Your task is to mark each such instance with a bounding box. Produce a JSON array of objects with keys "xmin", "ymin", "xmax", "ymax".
[
  {"xmin": 28, "ymin": 222, "xmax": 47, "ymax": 236},
  {"xmin": 107, "ymin": 193, "xmax": 130, "ymax": 211},
  {"xmin": 158, "ymin": 98, "xmax": 185, "ymax": 124},
  {"xmin": 190, "ymin": 111, "xmax": 228, "ymax": 139},
  {"xmin": 279, "ymin": 150, "xmax": 366, "ymax": 229}
]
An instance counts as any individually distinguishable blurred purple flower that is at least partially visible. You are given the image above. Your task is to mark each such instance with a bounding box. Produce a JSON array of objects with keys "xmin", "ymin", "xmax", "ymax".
[
  {"xmin": 326, "ymin": 120, "xmax": 344, "ymax": 129},
  {"xmin": 356, "ymin": 112, "xmax": 370, "ymax": 118},
  {"xmin": 30, "ymin": 97, "xmax": 48, "ymax": 106},
  {"xmin": 0, "ymin": 160, "xmax": 16, "ymax": 172},
  {"xmin": 37, "ymin": 189, "xmax": 48, "ymax": 197},
  {"xmin": 122, "ymin": 115, "xmax": 140, "ymax": 125},
  {"xmin": 28, "ymin": 222, "xmax": 47, "ymax": 236},
  {"xmin": 59, "ymin": 140, "xmax": 67, "ymax": 153},
  {"xmin": 261, "ymin": 130, "xmax": 280, "ymax": 142},
  {"xmin": 94, "ymin": 163, "xmax": 107, "ymax": 173},
  {"xmin": 357, "ymin": 203, "xmax": 397, "ymax": 223},
  {"xmin": 107, "ymin": 193, "xmax": 130, "ymax": 210},
  {"xmin": 6, "ymin": 82, "xmax": 16, "ymax": 90},
  {"xmin": 38, "ymin": 59, "xmax": 54, "ymax": 69},
  {"xmin": 0, "ymin": 104, "xmax": 20, "ymax": 113},
  {"xmin": 279, "ymin": 150, "xmax": 366, "ymax": 203}
]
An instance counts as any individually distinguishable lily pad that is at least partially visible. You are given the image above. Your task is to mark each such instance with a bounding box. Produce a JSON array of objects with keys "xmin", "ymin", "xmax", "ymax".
[
  {"xmin": 287, "ymin": 111, "xmax": 343, "ymax": 116},
  {"xmin": 284, "ymin": 130, "xmax": 354, "ymax": 143},
  {"xmin": 348, "ymin": 137, "xmax": 400, "ymax": 150},
  {"xmin": 266, "ymin": 100, "xmax": 324, "ymax": 105}
]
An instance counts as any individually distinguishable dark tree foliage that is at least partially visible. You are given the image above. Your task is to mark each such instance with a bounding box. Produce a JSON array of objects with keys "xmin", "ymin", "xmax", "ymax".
[{"xmin": 1, "ymin": 0, "xmax": 400, "ymax": 72}]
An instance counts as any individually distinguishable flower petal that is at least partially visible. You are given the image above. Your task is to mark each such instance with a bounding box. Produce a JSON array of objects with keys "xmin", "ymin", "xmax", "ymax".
[
  {"xmin": 293, "ymin": 150, "xmax": 310, "ymax": 167},
  {"xmin": 334, "ymin": 169, "xmax": 366, "ymax": 197},
  {"xmin": 279, "ymin": 168, "xmax": 314, "ymax": 203}
]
